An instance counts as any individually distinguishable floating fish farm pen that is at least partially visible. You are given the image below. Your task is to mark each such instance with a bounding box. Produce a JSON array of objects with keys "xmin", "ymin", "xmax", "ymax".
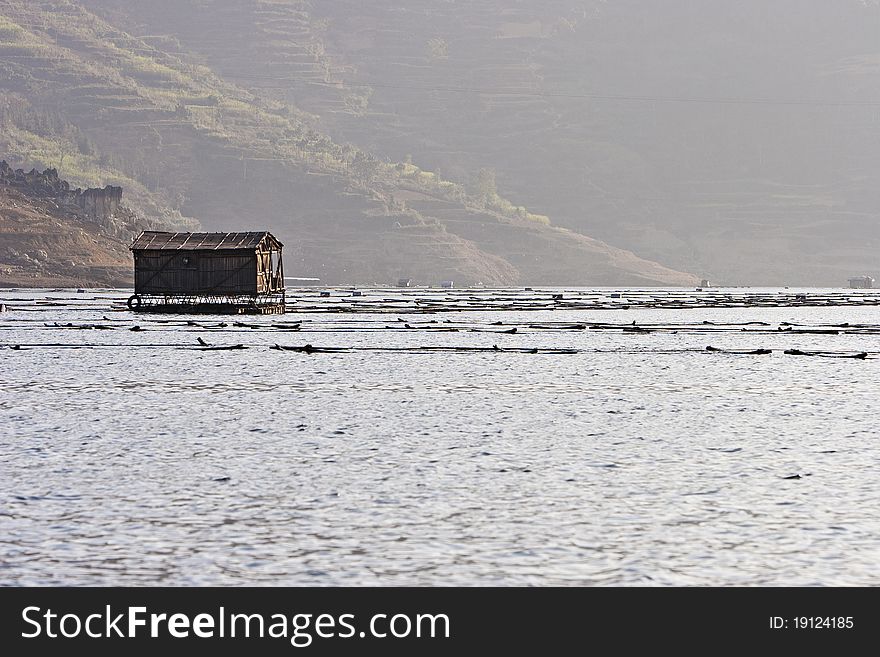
[
  {"xmin": 848, "ymin": 275, "xmax": 875, "ymax": 289},
  {"xmin": 127, "ymin": 231, "xmax": 285, "ymax": 314}
]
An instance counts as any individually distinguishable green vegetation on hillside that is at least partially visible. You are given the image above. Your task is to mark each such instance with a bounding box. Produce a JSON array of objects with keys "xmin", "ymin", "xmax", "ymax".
[
  {"xmin": 0, "ymin": 2, "xmax": 553, "ymax": 227},
  {"xmin": 0, "ymin": 0, "xmax": 701, "ymax": 286}
]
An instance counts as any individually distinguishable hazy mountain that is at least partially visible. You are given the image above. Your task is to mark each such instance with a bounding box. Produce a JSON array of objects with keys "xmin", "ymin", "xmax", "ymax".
[
  {"xmin": 0, "ymin": 0, "xmax": 701, "ymax": 287},
  {"xmin": 10, "ymin": 1, "xmax": 877, "ymax": 286},
  {"xmin": 79, "ymin": 0, "xmax": 880, "ymax": 286}
]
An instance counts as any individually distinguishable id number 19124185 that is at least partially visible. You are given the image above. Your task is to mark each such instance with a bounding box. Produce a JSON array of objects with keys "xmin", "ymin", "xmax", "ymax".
[{"xmin": 770, "ymin": 617, "xmax": 854, "ymax": 630}]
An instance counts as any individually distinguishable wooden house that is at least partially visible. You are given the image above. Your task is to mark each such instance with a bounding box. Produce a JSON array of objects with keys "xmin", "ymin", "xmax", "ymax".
[{"xmin": 128, "ymin": 231, "xmax": 285, "ymax": 314}]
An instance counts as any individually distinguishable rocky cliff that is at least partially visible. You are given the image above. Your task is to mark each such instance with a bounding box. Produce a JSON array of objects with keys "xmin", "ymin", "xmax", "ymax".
[
  {"xmin": 1, "ymin": 161, "xmax": 122, "ymax": 225},
  {"xmin": 0, "ymin": 162, "xmax": 146, "ymax": 287}
]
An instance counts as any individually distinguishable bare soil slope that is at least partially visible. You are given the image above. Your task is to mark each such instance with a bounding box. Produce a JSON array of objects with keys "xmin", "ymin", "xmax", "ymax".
[{"xmin": 0, "ymin": 185, "xmax": 130, "ymax": 287}]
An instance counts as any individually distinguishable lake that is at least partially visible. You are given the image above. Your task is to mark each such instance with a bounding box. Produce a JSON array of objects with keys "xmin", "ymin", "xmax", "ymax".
[{"xmin": 1, "ymin": 287, "xmax": 878, "ymax": 585}]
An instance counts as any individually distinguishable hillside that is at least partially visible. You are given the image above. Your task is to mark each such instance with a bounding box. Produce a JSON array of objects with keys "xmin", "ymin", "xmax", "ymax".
[
  {"xmin": 0, "ymin": 0, "xmax": 699, "ymax": 287},
  {"xmin": 0, "ymin": 162, "xmax": 134, "ymax": 286},
  {"xmin": 77, "ymin": 0, "xmax": 880, "ymax": 286}
]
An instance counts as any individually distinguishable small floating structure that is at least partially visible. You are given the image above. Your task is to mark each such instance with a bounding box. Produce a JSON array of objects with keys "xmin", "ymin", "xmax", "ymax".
[
  {"xmin": 847, "ymin": 275, "xmax": 875, "ymax": 289},
  {"xmin": 128, "ymin": 231, "xmax": 285, "ymax": 314},
  {"xmin": 284, "ymin": 276, "xmax": 320, "ymax": 285}
]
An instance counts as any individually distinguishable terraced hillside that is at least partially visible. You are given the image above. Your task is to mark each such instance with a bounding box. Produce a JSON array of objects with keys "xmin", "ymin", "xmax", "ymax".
[
  {"xmin": 82, "ymin": 0, "xmax": 880, "ymax": 285},
  {"xmin": 0, "ymin": 0, "xmax": 700, "ymax": 287}
]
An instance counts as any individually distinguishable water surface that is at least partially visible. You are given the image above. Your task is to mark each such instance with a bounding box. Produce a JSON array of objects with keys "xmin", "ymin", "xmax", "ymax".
[{"xmin": 1, "ymin": 288, "xmax": 879, "ymax": 585}]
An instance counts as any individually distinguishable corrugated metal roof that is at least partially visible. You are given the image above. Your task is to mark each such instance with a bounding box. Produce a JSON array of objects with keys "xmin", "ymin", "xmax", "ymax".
[{"xmin": 130, "ymin": 231, "xmax": 282, "ymax": 251}]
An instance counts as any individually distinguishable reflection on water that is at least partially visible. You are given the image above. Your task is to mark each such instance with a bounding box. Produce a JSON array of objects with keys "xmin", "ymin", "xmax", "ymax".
[{"xmin": 1, "ymin": 288, "xmax": 879, "ymax": 585}]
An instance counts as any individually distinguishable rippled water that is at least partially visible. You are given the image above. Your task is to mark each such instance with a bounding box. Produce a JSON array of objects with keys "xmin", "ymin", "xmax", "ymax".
[{"xmin": 2, "ymin": 288, "xmax": 879, "ymax": 585}]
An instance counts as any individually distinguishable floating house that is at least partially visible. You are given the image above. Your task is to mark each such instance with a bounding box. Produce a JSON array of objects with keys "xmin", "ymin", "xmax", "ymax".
[
  {"xmin": 847, "ymin": 275, "xmax": 875, "ymax": 289},
  {"xmin": 128, "ymin": 231, "xmax": 285, "ymax": 314}
]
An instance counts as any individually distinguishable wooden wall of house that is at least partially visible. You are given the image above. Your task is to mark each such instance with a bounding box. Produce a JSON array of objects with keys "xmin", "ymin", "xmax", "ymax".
[
  {"xmin": 256, "ymin": 248, "xmax": 270, "ymax": 293},
  {"xmin": 134, "ymin": 249, "xmax": 257, "ymax": 296},
  {"xmin": 255, "ymin": 246, "xmax": 284, "ymax": 293}
]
